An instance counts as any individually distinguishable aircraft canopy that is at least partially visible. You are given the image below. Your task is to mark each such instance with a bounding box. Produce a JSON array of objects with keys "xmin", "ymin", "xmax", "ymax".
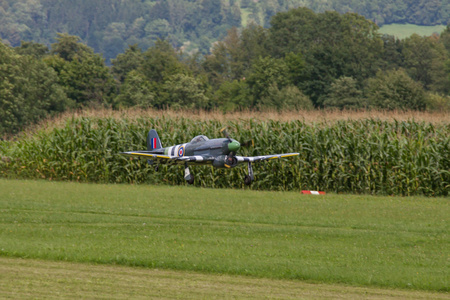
[{"xmin": 190, "ymin": 135, "xmax": 209, "ymax": 144}]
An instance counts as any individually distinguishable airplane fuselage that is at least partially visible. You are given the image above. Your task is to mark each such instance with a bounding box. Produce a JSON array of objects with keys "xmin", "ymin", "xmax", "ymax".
[
  {"xmin": 150, "ymin": 136, "xmax": 241, "ymax": 168},
  {"xmin": 163, "ymin": 138, "xmax": 229, "ymax": 157}
]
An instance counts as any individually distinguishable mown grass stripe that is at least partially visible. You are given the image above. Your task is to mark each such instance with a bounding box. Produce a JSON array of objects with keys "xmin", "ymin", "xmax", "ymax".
[{"xmin": 2, "ymin": 257, "xmax": 448, "ymax": 299}]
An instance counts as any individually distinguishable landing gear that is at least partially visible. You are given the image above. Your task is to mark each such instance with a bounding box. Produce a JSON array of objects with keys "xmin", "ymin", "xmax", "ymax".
[
  {"xmin": 184, "ymin": 163, "xmax": 194, "ymax": 185},
  {"xmin": 244, "ymin": 175, "xmax": 252, "ymax": 185},
  {"xmin": 244, "ymin": 162, "xmax": 254, "ymax": 186},
  {"xmin": 148, "ymin": 159, "xmax": 159, "ymax": 172},
  {"xmin": 225, "ymin": 155, "xmax": 237, "ymax": 167}
]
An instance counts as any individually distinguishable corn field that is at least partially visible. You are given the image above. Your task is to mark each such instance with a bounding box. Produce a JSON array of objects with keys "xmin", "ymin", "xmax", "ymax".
[{"xmin": 0, "ymin": 116, "xmax": 449, "ymax": 196}]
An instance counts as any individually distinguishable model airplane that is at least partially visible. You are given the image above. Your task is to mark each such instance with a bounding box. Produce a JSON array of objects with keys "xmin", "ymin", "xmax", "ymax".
[{"xmin": 120, "ymin": 129, "xmax": 299, "ymax": 185}]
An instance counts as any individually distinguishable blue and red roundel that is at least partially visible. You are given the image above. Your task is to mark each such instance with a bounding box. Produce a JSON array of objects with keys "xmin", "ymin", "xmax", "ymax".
[{"xmin": 178, "ymin": 146, "xmax": 185, "ymax": 157}]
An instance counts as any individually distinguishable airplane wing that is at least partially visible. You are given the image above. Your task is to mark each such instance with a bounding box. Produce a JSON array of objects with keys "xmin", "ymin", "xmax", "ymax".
[
  {"xmin": 120, "ymin": 151, "xmax": 215, "ymax": 165},
  {"xmin": 176, "ymin": 155, "xmax": 215, "ymax": 163},
  {"xmin": 236, "ymin": 153, "xmax": 299, "ymax": 163},
  {"xmin": 120, "ymin": 151, "xmax": 299, "ymax": 166},
  {"xmin": 120, "ymin": 151, "xmax": 174, "ymax": 161}
]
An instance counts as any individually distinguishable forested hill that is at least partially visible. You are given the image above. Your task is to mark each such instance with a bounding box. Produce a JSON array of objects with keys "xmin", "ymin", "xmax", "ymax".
[
  {"xmin": 0, "ymin": 0, "xmax": 448, "ymax": 61},
  {"xmin": 1, "ymin": 4, "xmax": 449, "ymax": 136}
]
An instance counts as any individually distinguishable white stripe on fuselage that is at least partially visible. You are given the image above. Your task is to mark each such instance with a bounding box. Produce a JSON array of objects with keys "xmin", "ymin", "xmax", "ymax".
[
  {"xmin": 167, "ymin": 146, "xmax": 174, "ymax": 156},
  {"xmin": 166, "ymin": 144, "xmax": 187, "ymax": 157}
]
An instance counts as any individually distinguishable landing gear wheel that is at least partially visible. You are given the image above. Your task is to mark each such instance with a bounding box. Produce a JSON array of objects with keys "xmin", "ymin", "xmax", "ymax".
[
  {"xmin": 244, "ymin": 175, "xmax": 252, "ymax": 186},
  {"xmin": 187, "ymin": 177, "xmax": 194, "ymax": 185}
]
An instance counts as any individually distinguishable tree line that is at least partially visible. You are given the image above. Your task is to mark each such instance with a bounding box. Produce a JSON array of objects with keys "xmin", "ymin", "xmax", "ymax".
[
  {"xmin": 0, "ymin": 0, "xmax": 448, "ymax": 61},
  {"xmin": 1, "ymin": 7, "xmax": 449, "ymax": 135}
]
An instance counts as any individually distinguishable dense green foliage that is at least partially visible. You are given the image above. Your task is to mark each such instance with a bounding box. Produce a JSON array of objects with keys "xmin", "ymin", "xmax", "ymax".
[
  {"xmin": 0, "ymin": 7, "xmax": 449, "ymax": 135},
  {"xmin": 0, "ymin": 0, "xmax": 242, "ymax": 60},
  {"xmin": 0, "ymin": 0, "xmax": 447, "ymax": 60},
  {"xmin": 0, "ymin": 41, "xmax": 71, "ymax": 134},
  {"xmin": 1, "ymin": 180, "xmax": 448, "ymax": 291},
  {"xmin": 1, "ymin": 117, "xmax": 448, "ymax": 196}
]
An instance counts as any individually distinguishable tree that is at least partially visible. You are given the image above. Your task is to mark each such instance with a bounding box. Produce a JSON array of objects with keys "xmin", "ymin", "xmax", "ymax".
[
  {"xmin": 202, "ymin": 27, "xmax": 246, "ymax": 87},
  {"xmin": 245, "ymin": 56, "xmax": 290, "ymax": 106},
  {"xmin": 128, "ymin": 17, "xmax": 146, "ymax": 39},
  {"xmin": 114, "ymin": 70, "xmax": 155, "ymax": 109},
  {"xmin": 51, "ymin": 33, "xmax": 93, "ymax": 62},
  {"xmin": 58, "ymin": 53, "xmax": 117, "ymax": 106},
  {"xmin": 323, "ymin": 76, "xmax": 365, "ymax": 109},
  {"xmin": 111, "ymin": 44, "xmax": 144, "ymax": 83},
  {"xmin": 0, "ymin": 42, "xmax": 70, "ymax": 135},
  {"xmin": 380, "ymin": 34, "xmax": 403, "ymax": 70},
  {"xmin": 442, "ymin": 26, "xmax": 450, "ymax": 93},
  {"xmin": 366, "ymin": 69, "xmax": 426, "ymax": 110},
  {"xmin": 47, "ymin": 33, "xmax": 117, "ymax": 106},
  {"xmin": 212, "ymin": 79, "xmax": 250, "ymax": 111},
  {"xmin": 144, "ymin": 19, "xmax": 171, "ymax": 41},
  {"xmin": 113, "ymin": 39, "xmax": 207, "ymax": 109},
  {"xmin": 284, "ymin": 52, "xmax": 305, "ymax": 87},
  {"xmin": 402, "ymin": 34, "xmax": 446, "ymax": 91},
  {"xmin": 202, "ymin": 24, "xmax": 271, "ymax": 90},
  {"xmin": 14, "ymin": 40, "xmax": 48, "ymax": 58},
  {"xmin": 101, "ymin": 22, "xmax": 127, "ymax": 62},
  {"xmin": 260, "ymin": 85, "xmax": 313, "ymax": 111},
  {"xmin": 139, "ymin": 39, "xmax": 188, "ymax": 84},
  {"xmin": 446, "ymin": 59, "xmax": 450, "ymax": 87},
  {"xmin": 440, "ymin": 25, "xmax": 450, "ymax": 52},
  {"xmin": 269, "ymin": 7, "xmax": 318, "ymax": 56},
  {"xmin": 269, "ymin": 8, "xmax": 384, "ymax": 105},
  {"xmin": 239, "ymin": 23, "xmax": 270, "ymax": 67},
  {"xmin": 426, "ymin": 93, "xmax": 450, "ymax": 112},
  {"xmin": 162, "ymin": 73, "xmax": 209, "ymax": 109}
]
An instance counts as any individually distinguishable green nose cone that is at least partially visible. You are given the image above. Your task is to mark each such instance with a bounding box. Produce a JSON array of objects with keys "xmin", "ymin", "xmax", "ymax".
[{"xmin": 228, "ymin": 140, "xmax": 240, "ymax": 153}]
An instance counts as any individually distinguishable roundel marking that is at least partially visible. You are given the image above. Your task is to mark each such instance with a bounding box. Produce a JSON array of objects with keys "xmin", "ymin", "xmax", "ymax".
[{"xmin": 178, "ymin": 145, "xmax": 185, "ymax": 157}]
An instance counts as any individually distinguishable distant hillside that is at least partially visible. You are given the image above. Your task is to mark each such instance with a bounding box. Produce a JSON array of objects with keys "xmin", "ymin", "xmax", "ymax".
[{"xmin": 0, "ymin": 0, "xmax": 448, "ymax": 61}]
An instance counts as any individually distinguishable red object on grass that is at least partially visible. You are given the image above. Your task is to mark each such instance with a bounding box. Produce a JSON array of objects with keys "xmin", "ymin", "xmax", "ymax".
[{"xmin": 301, "ymin": 190, "xmax": 326, "ymax": 195}]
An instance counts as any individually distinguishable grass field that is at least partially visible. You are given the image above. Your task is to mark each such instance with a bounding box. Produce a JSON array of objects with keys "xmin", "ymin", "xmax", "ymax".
[
  {"xmin": 0, "ymin": 179, "xmax": 448, "ymax": 296},
  {"xmin": 2, "ymin": 257, "xmax": 448, "ymax": 299},
  {"xmin": 379, "ymin": 24, "xmax": 447, "ymax": 39}
]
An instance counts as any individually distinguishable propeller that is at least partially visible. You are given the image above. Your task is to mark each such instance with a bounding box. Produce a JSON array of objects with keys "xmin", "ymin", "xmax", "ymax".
[
  {"xmin": 220, "ymin": 127, "xmax": 254, "ymax": 151},
  {"xmin": 220, "ymin": 127, "xmax": 239, "ymax": 151},
  {"xmin": 220, "ymin": 127, "xmax": 231, "ymax": 141},
  {"xmin": 241, "ymin": 139, "xmax": 254, "ymax": 148}
]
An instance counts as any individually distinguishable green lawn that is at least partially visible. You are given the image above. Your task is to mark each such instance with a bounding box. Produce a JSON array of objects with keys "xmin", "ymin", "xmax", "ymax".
[
  {"xmin": 2, "ymin": 257, "xmax": 447, "ymax": 299},
  {"xmin": 0, "ymin": 179, "xmax": 448, "ymax": 292},
  {"xmin": 379, "ymin": 23, "xmax": 446, "ymax": 39}
]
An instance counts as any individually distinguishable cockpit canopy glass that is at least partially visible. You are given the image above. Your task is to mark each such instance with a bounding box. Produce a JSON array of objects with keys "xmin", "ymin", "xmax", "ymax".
[{"xmin": 190, "ymin": 135, "xmax": 209, "ymax": 144}]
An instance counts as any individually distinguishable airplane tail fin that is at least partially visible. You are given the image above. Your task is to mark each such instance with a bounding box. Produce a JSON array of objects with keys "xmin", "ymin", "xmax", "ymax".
[{"xmin": 147, "ymin": 129, "xmax": 163, "ymax": 151}]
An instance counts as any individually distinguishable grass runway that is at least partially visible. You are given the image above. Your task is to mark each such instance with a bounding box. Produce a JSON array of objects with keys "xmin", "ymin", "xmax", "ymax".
[
  {"xmin": 1, "ymin": 257, "xmax": 447, "ymax": 299},
  {"xmin": 0, "ymin": 179, "xmax": 448, "ymax": 297}
]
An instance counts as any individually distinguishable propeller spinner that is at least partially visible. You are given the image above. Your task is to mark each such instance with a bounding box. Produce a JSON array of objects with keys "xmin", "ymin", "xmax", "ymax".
[
  {"xmin": 220, "ymin": 127, "xmax": 241, "ymax": 153},
  {"xmin": 220, "ymin": 127, "xmax": 241, "ymax": 167}
]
